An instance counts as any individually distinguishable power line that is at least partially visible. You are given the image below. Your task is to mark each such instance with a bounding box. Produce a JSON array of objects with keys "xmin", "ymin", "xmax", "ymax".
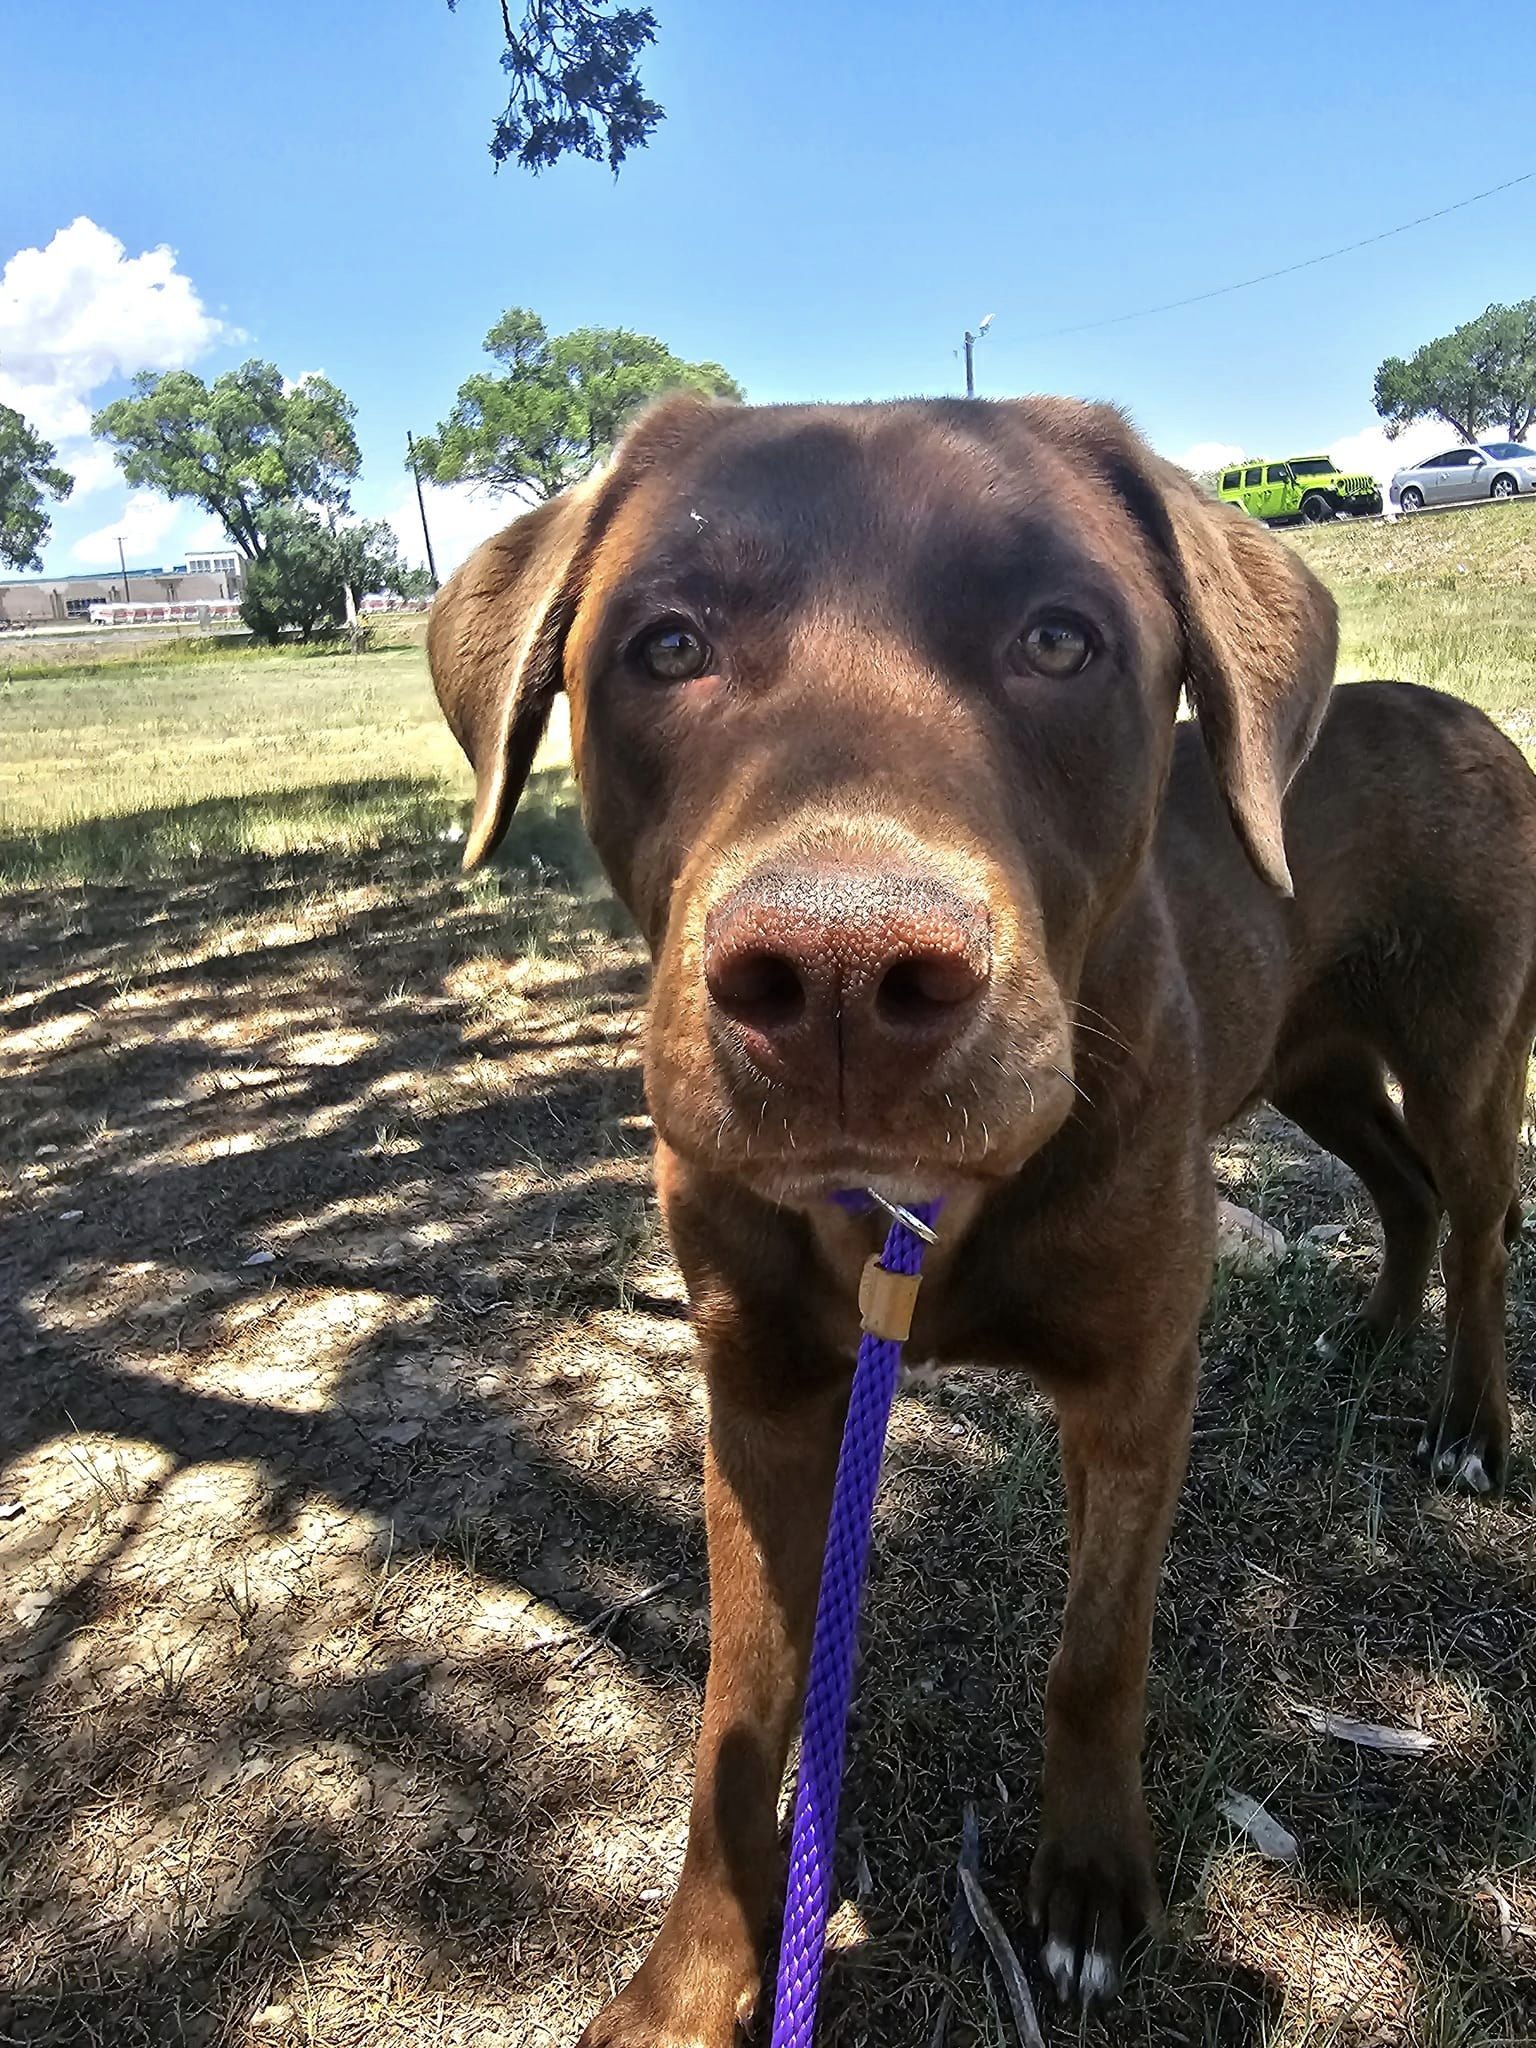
[{"xmin": 1014, "ymin": 167, "xmax": 1534, "ymax": 343}]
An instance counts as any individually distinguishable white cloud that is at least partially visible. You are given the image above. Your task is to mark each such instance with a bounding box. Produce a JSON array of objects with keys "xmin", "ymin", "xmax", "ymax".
[
  {"xmin": 64, "ymin": 443, "xmax": 125, "ymax": 499},
  {"xmin": 1323, "ymin": 416, "xmax": 1456, "ymax": 491},
  {"xmin": 0, "ymin": 217, "xmax": 227, "ymax": 447},
  {"xmin": 383, "ymin": 479, "xmax": 525, "ymax": 577},
  {"xmin": 1, "ymin": 217, "xmax": 230, "ymax": 569},
  {"xmin": 72, "ymin": 490, "xmax": 187, "ymax": 568},
  {"xmin": 1172, "ymin": 439, "xmax": 1247, "ymax": 476},
  {"xmin": 183, "ymin": 513, "xmax": 231, "ymax": 550}
]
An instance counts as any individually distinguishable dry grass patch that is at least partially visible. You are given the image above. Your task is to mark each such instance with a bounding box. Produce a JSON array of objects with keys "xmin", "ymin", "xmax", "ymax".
[{"xmin": 3, "ymin": 795, "xmax": 1533, "ymax": 2047}]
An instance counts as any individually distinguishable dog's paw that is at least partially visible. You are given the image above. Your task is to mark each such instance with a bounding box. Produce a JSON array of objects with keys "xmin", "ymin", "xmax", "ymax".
[
  {"xmin": 1416, "ymin": 1377, "xmax": 1510, "ymax": 1496},
  {"xmin": 1028, "ymin": 1826, "xmax": 1158, "ymax": 2008},
  {"xmin": 576, "ymin": 2013, "xmax": 724, "ymax": 2048},
  {"xmin": 576, "ymin": 2001, "xmax": 742, "ymax": 2048},
  {"xmin": 1416, "ymin": 1407, "xmax": 1506, "ymax": 1496},
  {"xmin": 1313, "ymin": 1307, "xmax": 1413, "ymax": 1366},
  {"xmin": 575, "ymin": 1943, "xmax": 756, "ymax": 2048}
]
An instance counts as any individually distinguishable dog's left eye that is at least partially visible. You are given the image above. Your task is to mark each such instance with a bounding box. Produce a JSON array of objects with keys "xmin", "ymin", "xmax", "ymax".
[
  {"xmin": 1013, "ymin": 615, "xmax": 1094, "ymax": 678},
  {"xmin": 634, "ymin": 622, "xmax": 712, "ymax": 683}
]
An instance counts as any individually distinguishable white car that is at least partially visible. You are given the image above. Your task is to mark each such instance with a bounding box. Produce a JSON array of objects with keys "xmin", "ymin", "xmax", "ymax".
[{"xmin": 1388, "ymin": 441, "xmax": 1536, "ymax": 513}]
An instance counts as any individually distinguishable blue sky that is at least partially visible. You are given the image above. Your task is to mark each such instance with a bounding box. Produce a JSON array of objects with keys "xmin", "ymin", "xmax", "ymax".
[{"xmin": 3, "ymin": 0, "xmax": 1531, "ymax": 576}]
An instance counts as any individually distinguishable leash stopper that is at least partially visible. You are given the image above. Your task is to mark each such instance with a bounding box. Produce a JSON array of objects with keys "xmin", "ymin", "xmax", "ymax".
[{"xmin": 858, "ymin": 1255, "xmax": 923, "ymax": 1342}]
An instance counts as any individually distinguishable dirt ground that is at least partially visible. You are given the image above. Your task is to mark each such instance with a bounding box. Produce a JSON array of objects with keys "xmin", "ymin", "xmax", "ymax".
[{"xmin": 3, "ymin": 787, "xmax": 1534, "ymax": 2048}]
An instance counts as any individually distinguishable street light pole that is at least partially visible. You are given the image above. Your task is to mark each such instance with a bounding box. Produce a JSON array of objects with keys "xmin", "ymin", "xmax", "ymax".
[
  {"xmin": 962, "ymin": 313, "xmax": 995, "ymax": 397},
  {"xmin": 406, "ymin": 432, "xmax": 440, "ymax": 592},
  {"xmin": 116, "ymin": 534, "xmax": 131, "ymax": 604}
]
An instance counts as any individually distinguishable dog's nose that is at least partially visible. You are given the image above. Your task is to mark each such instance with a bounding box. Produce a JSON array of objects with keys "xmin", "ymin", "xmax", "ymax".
[{"xmin": 704, "ymin": 866, "xmax": 990, "ymax": 1090}]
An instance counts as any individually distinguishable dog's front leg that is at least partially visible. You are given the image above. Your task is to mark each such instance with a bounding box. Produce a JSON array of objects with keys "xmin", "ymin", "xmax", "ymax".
[
  {"xmin": 1030, "ymin": 1338, "xmax": 1198, "ymax": 2007},
  {"xmin": 579, "ymin": 1367, "xmax": 846, "ymax": 2048}
]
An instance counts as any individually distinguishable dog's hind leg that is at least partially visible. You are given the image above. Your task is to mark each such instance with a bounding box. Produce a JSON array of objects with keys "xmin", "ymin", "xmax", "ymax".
[
  {"xmin": 1272, "ymin": 1045, "xmax": 1441, "ymax": 1346},
  {"xmin": 1399, "ymin": 1047, "xmax": 1528, "ymax": 1494}
]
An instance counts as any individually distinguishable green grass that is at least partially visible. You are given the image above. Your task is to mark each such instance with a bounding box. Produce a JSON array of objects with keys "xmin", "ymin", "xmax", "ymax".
[
  {"xmin": 4, "ymin": 501, "xmax": 1533, "ymax": 889},
  {"xmin": 1286, "ymin": 498, "xmax": 1536, "ymax": 731},
  {"xmin": 0, "ymin": 618, "xmax": 580, "ymax": 885},
  {"xmin": 0, "ymin": 620, "xmax": 470, "ymax": 880}
]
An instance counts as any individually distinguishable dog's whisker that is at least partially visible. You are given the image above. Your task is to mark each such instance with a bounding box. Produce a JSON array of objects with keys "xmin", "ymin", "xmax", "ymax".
[{"xmin": 1049, "ymin": 1062, "xmax": 1094, "ymax": 1111}]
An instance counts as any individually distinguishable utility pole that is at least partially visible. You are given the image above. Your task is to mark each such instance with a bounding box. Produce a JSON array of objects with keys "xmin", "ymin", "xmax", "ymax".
[
  {"xmin": 406, "ymin": 431, "xmax": 439, "ymax": 592},
  {"xmin": 116, "ymin": 534, "xmax": 132, "ymax": 604},
  {"xmin": 963, "ymin": 313, "xmax": 995, "ymax": 397}
]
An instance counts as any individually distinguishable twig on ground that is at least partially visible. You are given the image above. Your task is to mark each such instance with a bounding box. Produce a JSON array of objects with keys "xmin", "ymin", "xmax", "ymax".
[
  {"xmin": 1291, "ymin": 1704, "xmax": 1437, "ymax": 1753},
  {"xmin": 1488, "ymin": 1880, "xmax": 1514, "ymax": 1951},
  {"xmin": 957, "ymin": 1863, "xmax": 1046, "ymax": 2048},
  {"xmin": 949, "ymin": 1800, "xmax": 982, "ymax": 1961},
  {"xmin": 1480, "ymin": 1879, "xmax": 1536, "ymax": 1947},
  {"xmin": 570, "ymin": 1573, "xmax": 682, "ymax": 1669}
]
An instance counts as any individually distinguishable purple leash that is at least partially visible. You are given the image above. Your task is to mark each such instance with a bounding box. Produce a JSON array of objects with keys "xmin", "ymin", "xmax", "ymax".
[{"xmin": 768, "ymin": 1191, "xmax": 942, "ymax": 2048}]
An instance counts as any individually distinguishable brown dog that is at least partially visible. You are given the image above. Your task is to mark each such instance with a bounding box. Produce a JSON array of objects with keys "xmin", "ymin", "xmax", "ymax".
[{"xmin": 429, "ymin": 396, "xmax": 1536, "ymax": 2041}]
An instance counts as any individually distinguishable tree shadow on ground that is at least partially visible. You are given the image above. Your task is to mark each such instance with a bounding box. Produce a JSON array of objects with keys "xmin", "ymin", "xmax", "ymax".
[{"xmin": 1, "ymin": 786, "xmax": 1532, "ymax": 2046}]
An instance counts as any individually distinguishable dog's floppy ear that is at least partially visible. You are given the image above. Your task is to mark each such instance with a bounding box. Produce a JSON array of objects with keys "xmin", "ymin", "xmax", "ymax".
[
  {"xmin": 428, "ymin": 390, "xmax": 731, "ymax": 872},
  {"xmin": 1023, "ymin": 400, "xmax": 1338, "ymax": 895},
  {"xmin": 427, "ymin": 478, "xmax": 603, "ymax": 872},
  {"xmin": 1148, "ymin": 463, "xmax": 1338, "ymax": 894}
]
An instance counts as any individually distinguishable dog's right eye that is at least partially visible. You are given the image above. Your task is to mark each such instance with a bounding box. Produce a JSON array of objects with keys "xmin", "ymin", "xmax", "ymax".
[
  {"xmin": 633, "ymin": 622, "xmax": 712, "ymax": 683},
  {"xmin": 1012, "ymin": 614, "xmax": 1095, "ymax": 678}
]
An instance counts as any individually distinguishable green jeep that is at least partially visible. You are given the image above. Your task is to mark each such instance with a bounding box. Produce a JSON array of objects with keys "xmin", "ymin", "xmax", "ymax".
[{"xmin": 1216, "ymin": 455, "xmax": 1382, "ymax": 524}]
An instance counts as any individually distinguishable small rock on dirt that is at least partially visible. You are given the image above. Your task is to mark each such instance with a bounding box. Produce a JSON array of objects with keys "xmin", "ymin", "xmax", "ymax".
[
  {"xmin": 1215, "ymin": 1200, "xmax": 1287, "ymax": 1274},
  {"xmin": 373, "ymin": 1420, "xmax": 424, "ymax": 1446},
  {"xmin": 1220, "ymin": 1790, "xmax": 1300, "ymax": 1863}
]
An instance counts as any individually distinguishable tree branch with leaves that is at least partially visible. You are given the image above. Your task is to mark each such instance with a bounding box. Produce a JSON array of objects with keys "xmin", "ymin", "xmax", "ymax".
[
  {"xmin": 1375, "ymin": 299, "xmax": 1536, "ymax": 445},
  {"xmin": 240, "ymin": 508, "xmax": 407, "ymax": 644},
  {"xmin": 92, "ymin": 362, "xmax": 361, "ymax": 561},
  {"xmin": 446, "ymin": 0, "xmax": 663, "ymax": 172},
  {"xmin": 0, "ymin": 404, "xmax": 74, "ymax": 572},
  {"xmin": 415, "ymin": 307, "xmax": 740, "ymax": 500}
]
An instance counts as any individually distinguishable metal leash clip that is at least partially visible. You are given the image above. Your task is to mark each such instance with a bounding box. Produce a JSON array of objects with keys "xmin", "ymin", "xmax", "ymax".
[{"xmin": 861, "ymin": 1188, "xmax": 940, "ymax": 1245}]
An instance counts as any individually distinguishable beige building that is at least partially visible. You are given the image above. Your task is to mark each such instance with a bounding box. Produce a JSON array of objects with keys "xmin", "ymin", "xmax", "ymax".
[{"xmin": 0, "ymin": 549, "xmax": 245, "ymax": 626}]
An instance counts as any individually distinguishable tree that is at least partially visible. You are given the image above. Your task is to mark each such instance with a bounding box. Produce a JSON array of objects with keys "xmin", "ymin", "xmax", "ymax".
[
  {"xmin": 416, "ymin": 307, "xmax": 741, "ymax": 500},
  {"xmin": 398, "ymin": 565, "xmax": 436, "ymax": 601},
  {"xmin": 1187, "ymin": 461, "xmax": 1241, "ymax": 500},
  {"xmin": 0, "ymin": 404, "xmax": 73, "ymax": 572},
  {"xmin": 333, "ymin": 518, "xmax": 407, "ymax": 612},
  {"xmin": 446, "ymin": 0, "xmax": 662, "ymax": 173},
  {"xmin": 93, "ymin": 361, "xmax": 360, "ymax": 561},
  {"xmin": 240, "ymin": 509, "xmax": 406, "ymax": 643},
  {"xmin": 1374, "ymin": 300, "xmax": 1536, "ymax": 445}
]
